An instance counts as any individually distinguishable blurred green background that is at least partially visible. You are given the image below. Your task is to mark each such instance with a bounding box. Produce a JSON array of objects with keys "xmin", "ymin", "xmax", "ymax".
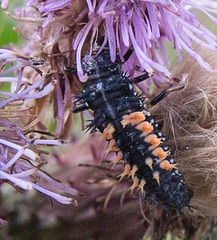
[{"xmin": 0, "ymin": 1, "xmax": 23, "ymax": 47}]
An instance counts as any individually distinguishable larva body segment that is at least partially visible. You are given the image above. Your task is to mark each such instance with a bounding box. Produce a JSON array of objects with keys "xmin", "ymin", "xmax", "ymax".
[{"xmin": 73, "ymin": 47, "xmax": 193, "ymax": 213}]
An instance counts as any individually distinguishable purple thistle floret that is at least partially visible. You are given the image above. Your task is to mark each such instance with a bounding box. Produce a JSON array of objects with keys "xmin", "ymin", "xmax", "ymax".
[
  {"xmin": 71, "ymin": 0, "xmax": 217, "ymax": 82},
  {"xmin": 38, "ymin": 0, "xmax": 72, "ymax": 12},
  {"xmin": 0, "ymin": 118, "xmax": 78, "ymax": 205},
  {"xmin": 0, "ymin": 0, "xmax": 8, "ymax": 10},
  {"xmin": 0, "ymin": 49, "xmax": 54, "ymax": 108},
  {"xmin": 0, "ymin": 48, "xmax": 78, "ymax": 205}
]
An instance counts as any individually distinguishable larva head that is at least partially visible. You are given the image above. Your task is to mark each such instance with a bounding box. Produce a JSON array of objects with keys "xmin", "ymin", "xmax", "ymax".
[{"xmin": 81, "ymin": 48, "xmax": 119, "ymax": 75}]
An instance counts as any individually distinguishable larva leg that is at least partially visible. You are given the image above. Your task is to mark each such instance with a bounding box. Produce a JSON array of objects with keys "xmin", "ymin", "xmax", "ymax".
[
  {"xmin": 122, "ymin": 48, "xmax": 133, "ymax": 62},
  {"xmin": 149, "ymin": 84, "xmax": 185, "ymax": 107},
  {"xmin": 72, "ymin": 103, "xmax": 89, "ymax": 113},
  {"xmin": 64, "ymin": 65, "xmax": 77, "ymax": 73},
  {"xmin": 133, "ymin": 72, "xmax": 153, "ymax": 83},
  {"xmin": 64, "ymin": 56, "xmax": 77, "ymax": 74}
]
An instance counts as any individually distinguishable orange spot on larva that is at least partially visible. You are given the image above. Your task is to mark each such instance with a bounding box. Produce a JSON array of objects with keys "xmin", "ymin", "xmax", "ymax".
[
  {"xmin": 111, "ymin": 151, "xmax": 123, "ymax": 169},
  {"xmin": 152, "ymin": 147, "xmax": 169, "ymax": 161},
  {"xmin": 129, "ymin": 165, "xmax": 138, "ymax": 179},
  {"xmin": 102, "ymin": 123, "xmax": 115, "ymax": 140},
  {"xmin": 118, "ymin": 163, "xmax": 131, "ymax": 181},
  {"xmin": 160, "ymin": 160, "xmax": 177, "ymax": 171},
  {"xmin": 121, "ymin": 111, "xmax": 146, "ymax": 127},
  {"xmin": 136, "ymin": 121, "xmax": 153, "ymax": 135},
  {"xmin": 138, "ymin": 179, "xmax": 146, "ymax": 195},
  {"xmin": 129, "ymin": 176, "xmax": 139, "ymax": 194},
  {"xmin": 153, "ymin": 171, "xmax": 160, "ymax": 185},
  {"xmin": 145, "ymin": 134, "xmax": 162, "ymax": 150},
  {"xmin": 105, "ymin": 139, "xmax": 117, "ymax": 156},
  {"xmin": 145, "ymin": 157, "xmax": 153, "ymax": 170}
]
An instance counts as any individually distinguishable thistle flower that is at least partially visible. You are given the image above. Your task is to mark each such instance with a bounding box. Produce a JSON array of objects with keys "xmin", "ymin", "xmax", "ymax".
[
  {"xmin": 0, "ymin": 49, "xmax": 77, "ymax": 205},
  {"xmin": 71, "ymin": 0, "xmax": 217, "ymax": 83},
  {"xmin": 1, "ymin": 0, "xmax": 216, "ymax": 101},
  {"xmin": 4, "ymin": 0, "xmax": 217, "ymax": 86},
  {"xmin": 0, "ymin": 117, "xmax": 78, "ymax": 205}
]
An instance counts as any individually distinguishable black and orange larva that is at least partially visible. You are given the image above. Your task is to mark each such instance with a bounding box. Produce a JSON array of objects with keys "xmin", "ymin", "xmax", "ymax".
[{"xmin": 73, "ymin": 46, "xmax": 193, "ymax": 213}]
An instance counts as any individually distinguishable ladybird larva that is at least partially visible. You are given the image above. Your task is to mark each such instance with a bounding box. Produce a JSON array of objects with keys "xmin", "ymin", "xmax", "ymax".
[{"xmin": 73, "ymin": 46, "xmax": 193, "ymax": 213}]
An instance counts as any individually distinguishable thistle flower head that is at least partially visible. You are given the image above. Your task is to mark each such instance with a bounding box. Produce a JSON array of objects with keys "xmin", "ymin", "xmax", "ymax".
[
  {"xmin": 0, "ymin": 48, "xmax": 78, "ymax": 205},
  {"xmin": 4, "ymin": 0, "xmax": 217, "ymax": 88},
  {"xmin": 0, "ymin": 116, "xmax": 78, "ymax": 205},
  {"xmin": 71, "ymin": 0, "xmax": 217, "ymax": 83}
]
